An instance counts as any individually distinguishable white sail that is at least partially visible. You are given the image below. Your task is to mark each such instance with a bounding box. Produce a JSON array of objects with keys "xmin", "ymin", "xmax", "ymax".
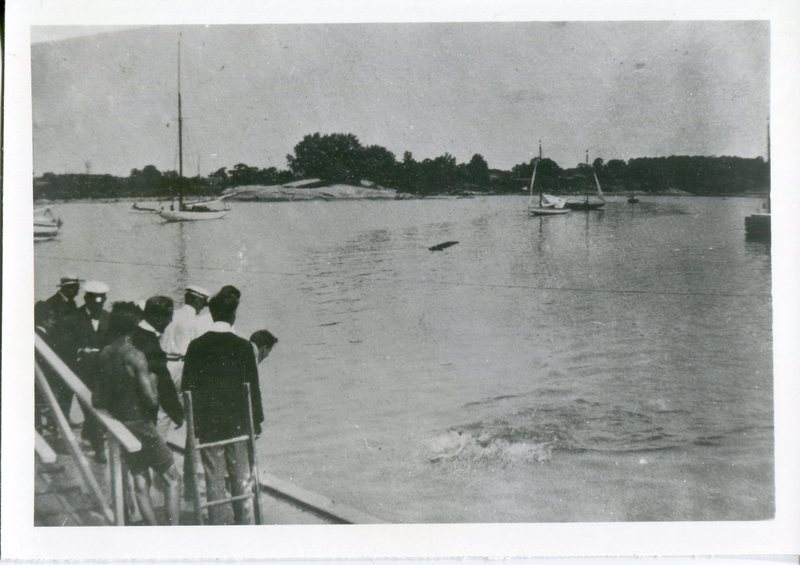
[
  {"xmin": 541, "ymin": 194, "xmax": 567, "ymax": 209},
  {"xmin": 528, "ymin": 142, "xmax": 570, "ymax": 216},
  {"xmin": 592, "ymin": 170, "xmax": 606, "ymax": 202},
  {"xmin": 527, "ymin": 160, "xmax": 538, "ymax": 208}
]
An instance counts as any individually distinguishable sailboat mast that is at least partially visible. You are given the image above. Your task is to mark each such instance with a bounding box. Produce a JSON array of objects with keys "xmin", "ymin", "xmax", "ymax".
[
  {"xmin": 766, "ymin": 118, "xmax": 771, "ymax": 213},
  {"xmin": 177, "ymin": 35, "xmax": 184, "ymax": 208},
  {"xmin": 538, "ymin": 140, "xmax": 543, "ymax": 207},
  {"xmin": 585, "ymin": 149, "xmax": 590, "ymax": 202}
]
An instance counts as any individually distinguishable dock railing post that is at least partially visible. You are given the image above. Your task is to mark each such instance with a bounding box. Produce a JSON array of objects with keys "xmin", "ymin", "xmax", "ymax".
[
  {"xmin": 243, "ymin": 383, "xmax": 262, "ymax": 525},
  {"xmin": 34, "ymin": 361, "xmax": 115, "ymax": 524},
  {"xmin": 108, "ymin": 440, "xmax": 125, "ymax": 525},
  {"xmin": 183, "ymin": 391, "xmax": 205, "ymax": 524}
]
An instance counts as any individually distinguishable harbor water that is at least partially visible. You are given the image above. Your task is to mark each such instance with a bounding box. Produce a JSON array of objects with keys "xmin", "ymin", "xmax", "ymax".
[{"xmin": 34, "ymin": 195, "xmax": 773, "ymax": 522}]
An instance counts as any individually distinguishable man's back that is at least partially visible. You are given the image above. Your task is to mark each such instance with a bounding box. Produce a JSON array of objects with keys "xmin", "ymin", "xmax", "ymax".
[
  {"xmin": 183, "ymin": 330, "xmax": 263, "ymax": 442},
  {"xmin": 95, "ymin": 336, "xmax": 157, "ymax": 423},
  {"xmin": 130, "ymin": 325, "xmax": 184, "ymax": 427}
]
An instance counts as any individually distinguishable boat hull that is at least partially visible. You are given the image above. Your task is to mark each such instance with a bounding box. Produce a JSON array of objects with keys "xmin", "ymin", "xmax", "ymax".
[
  {"xmin": 34, "ymin": 224, "xmax": 60, "ymax": 241},
  {"xmin": 131, "ymin": 203, "xmax": 161, "ymax": 213},
  {"xmin": 34, "ymin": 207, "xmax": 61, "ymax": 241},
  {"xmin": 745, "ymin": 213, "xmax": 771, "ymax": 240},
  {"xmin": 565, "ymin": 201, "xmax": 605, "ymax": 210},
  {"xmin": 158, "ymin": 209, "xmax": 229, "ymax": 222},
  {"xmin": 529, "ymin": 207, "xmax": 570, "ymax": 216}
]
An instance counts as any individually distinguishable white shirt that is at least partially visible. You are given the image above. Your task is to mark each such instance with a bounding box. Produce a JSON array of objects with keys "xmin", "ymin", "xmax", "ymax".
[
  {"xmin": 138, "ymin": 319, "xmax": 160, "ymax": 337},
  {"xmin": 84, "ymin": 306, "xmax": 101, "ymax": 332},
  {"xmin": 159, "ymin": 304, "xmax": 213, "ymax": 356},
  {"xmin": 209, "ymin": 321, "xmax": 235, "ymax": 334}
]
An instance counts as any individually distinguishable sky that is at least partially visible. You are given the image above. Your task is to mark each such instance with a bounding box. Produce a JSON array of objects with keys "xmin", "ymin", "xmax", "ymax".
[{"xmin": 31, "ymin": 22, "xmax": 769, "ymax": 177}]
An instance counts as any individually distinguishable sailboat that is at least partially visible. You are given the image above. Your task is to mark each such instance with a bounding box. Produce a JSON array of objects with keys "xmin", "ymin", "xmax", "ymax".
[
  {"xmin": 564, "ymin": 151, "xmax": 606, "ymax": 210},
  {"xmin": 34, "ymin": 206, "xmax": 62, "ymax": 241},
  {"xmin": 159, "ymin": 37, "xmax": 230, "ymax": 222},
  {"xmin": 528, "ymin": 145, "xmax": 569, "ymax": 216}
]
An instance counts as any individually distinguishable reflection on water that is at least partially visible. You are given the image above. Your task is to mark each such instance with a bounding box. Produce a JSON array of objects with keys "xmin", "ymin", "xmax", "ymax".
[{"xmin": 34, "ymin": 195, "xmax": 773, "ymax": 522}]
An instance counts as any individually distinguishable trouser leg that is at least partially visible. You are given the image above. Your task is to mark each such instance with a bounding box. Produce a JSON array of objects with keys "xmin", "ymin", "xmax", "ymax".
[
  {"xmin": 201, "ymin": 446, "xmax": 227, "ymax": 525},
  {"xmin": 225, "ymin": 442, "xmax": 253, "ymax": 525}
]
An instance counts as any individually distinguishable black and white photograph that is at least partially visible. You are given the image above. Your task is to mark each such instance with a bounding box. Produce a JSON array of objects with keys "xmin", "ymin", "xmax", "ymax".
[{"xmin": 2, "ymin": 0, "xmax": 799, "ymax": 560}]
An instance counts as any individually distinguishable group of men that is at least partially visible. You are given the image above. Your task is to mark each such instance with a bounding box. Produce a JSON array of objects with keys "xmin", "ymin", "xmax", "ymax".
[{"xmin": 35, "ymin": 275, "xmax": 278, "ymax": 525}]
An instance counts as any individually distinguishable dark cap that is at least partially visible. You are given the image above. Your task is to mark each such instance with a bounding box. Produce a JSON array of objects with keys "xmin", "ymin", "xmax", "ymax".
[{"xmin": 58, "ymin": 275, "xmax": 83, "ymax": 287}]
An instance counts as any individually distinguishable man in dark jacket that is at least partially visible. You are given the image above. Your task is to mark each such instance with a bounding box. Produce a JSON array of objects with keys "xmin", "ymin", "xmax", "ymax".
[
  {"xmin": 130, "ymin": 296, "xmax": 185, "ymax": 431},
  {"xmin": 53, "ymin": 280, "xmax": 111, "ymax": 461},
  {"xmin": 182, "ymin": 290, "xmax": 263, "ymax": 525},
  {"xmin": 34, "ymin": 275, "xmax": 82, "ymax": 421},
  {"xmin": 35, "ymin": 275, "xmax": 82, "ymax": 339}
]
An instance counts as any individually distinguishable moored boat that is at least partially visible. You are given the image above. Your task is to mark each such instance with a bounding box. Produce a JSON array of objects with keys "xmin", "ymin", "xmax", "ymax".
[
  {"xmin": 565, "ymin": 151, "xmax": 606, "ymax": 210},
  {"xmin": 131, "ymin": 202, "xmax": 161, "ymax": 213},
  {"xmin": 157, "ymin": 35, "xmax": 231, "ymax": 223},
  {"xmin": 527, "ymin": 142, "xmax": 570, "ymax": 217},
  {"xmin": 159, "ymin": 208, "xmax": 229, "ymax": 222},
  {"xmin": 34, "ymin": 207, "xmax": 62, "ymax": 241}
]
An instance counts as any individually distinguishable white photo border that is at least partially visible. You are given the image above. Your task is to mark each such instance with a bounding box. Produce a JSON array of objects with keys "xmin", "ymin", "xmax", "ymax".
[{"xmin": 3, "ymin": 0, "xmax": 799, "ymax": 559}]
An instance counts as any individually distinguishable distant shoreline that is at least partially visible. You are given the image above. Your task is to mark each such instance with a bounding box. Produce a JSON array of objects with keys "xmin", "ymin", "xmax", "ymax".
[{"xmin": 34, "ymin": 190, "xmax": 769, "ymax": 206}]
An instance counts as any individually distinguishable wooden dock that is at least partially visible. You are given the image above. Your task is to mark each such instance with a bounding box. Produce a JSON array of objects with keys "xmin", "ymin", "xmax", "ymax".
[{"xmin": 36, "ymin": 419, "xmax": 383, "ymax": 526}]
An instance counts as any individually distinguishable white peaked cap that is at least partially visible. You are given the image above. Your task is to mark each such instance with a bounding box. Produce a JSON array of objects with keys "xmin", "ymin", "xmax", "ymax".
[
  {"xmin": 83, "ymin": 280, "xmax": 109, "ymax": 294},
  {"xmin": 185, "ymin": 285, "xmax": 210, "ymax": 298}
]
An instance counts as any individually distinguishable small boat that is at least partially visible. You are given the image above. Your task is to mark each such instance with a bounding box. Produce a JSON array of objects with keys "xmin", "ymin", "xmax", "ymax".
[
  {"xmin": 159, "ymin": 207, "xmax": 229, "ymax": 222},
  {"xmin": 157, "ymin": 36, "xmax": 231, "ymax": 223},
  {"xmin": 627, "ymin": 195, "xmax": 640, "ymax": 204},
  {"xmin": 34, "ymin": 207, "xmax": 62, "ymax": 241},
  {"xmin": 564, "ymin": 151, "xmax": 606, "ymax": 210},
  {"xmin": 527, "ymin": 145, "xmax": 569, "ymax": 216},
  {"xmin": 131, "ymin": 202, "xmax": 162, "ymax": 213}
]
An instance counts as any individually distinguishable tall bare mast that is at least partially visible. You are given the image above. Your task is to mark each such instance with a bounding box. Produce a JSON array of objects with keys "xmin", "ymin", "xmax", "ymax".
[
  {"xmin": 766, "ymin": 118, "xmax": 771, "ymax": 213},
  {"xmin": 767, "ymin": 118, "xmax": 770, "ymax": 163},
  {"xmin": 177, "ymin": 35, "xmax": 184, "ymax": 208}
]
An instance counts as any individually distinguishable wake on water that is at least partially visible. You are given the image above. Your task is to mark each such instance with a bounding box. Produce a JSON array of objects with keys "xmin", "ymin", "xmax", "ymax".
[{"xmin": 426, "ymin": 398, "xmax": 740, "ymax": 472}]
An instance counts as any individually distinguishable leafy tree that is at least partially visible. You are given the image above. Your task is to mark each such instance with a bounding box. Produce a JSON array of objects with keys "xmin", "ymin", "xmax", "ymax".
[
  {"xmin": 465, "ymin": 153, "xmax": 490, "ymax": 187},
  {"xmin": 229, "ymin": 163, "xmax": 261, "ymax": 186},
  {"xmin": 358, "ymin": 145, "xmax": 398, "ymax": 186},
  {"xmin": 210, "ymin": 167, "xmax": 229, "ymax": 182},
  {"xmin": 287, "ymin": 132, "xmax": 363, "ymax": 182}
]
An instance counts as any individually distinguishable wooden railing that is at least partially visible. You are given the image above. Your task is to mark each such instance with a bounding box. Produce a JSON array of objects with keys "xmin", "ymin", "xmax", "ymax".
[
  {"xmin": 168, "ymin": 426, "xmax": 384, "ymax": 524},
  {"xmin": 36, "ymin": 332, "xmax": 384, "ymax": 525},
  {"xmin": 34, "ymin": 333, "xmax": 142, "ymax": 526}
]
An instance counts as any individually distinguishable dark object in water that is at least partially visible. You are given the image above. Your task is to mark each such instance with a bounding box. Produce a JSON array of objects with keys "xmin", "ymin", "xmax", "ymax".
[
  {"xmin": 429, "ymin": 241, "xmax": 459, "ymax": 251},
  {"xmin": 628, "ymin": 196, "xmax": 640, "ymax": 204},
  {"xmin": 745, "ymin": 213, "xmax": 770, "ymax": 240}
]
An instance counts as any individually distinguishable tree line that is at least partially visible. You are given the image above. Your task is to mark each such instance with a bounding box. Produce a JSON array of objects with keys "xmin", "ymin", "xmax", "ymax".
[{"xmin": 34, "ymin": 132, "xmax": 769, "ymax": 200}]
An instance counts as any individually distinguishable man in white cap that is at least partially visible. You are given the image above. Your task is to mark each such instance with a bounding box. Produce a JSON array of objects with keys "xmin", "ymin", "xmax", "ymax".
[
  {"xmin": 157, "ymin": 285, "xmax": 212, "ymax": 437},
  {"xmin": 54, "ymin": 280, "xmax": 111, "ymax": 462}
]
